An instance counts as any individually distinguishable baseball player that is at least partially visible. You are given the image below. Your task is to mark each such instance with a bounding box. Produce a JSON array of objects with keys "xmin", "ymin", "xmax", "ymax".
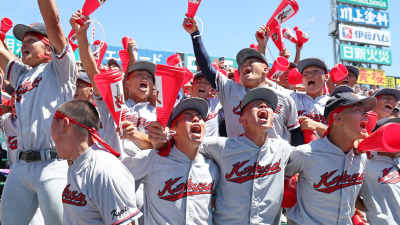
[
  {"xmin": 51, "ymin": 100, "xmax": 142, "ymax": 225},
  {"xmin": 0, "ymin": 0, "xmax": 78, "ymax": 224},
  {"xmin": 371, "ymin": 88, "xmax": 400, "ymax": 120},
  {"xmin": 183, "ymin": 17, "xmax": 303, "ymax": 146},
  {"xmin": 326, "ymin": 65, "xmax": 359, "ymax": 91},
  {"xmin": 190, "ymin": 72, "xmax": 224, "ymax": 137},
  {"xmin": 122, "ymin": 98, "xmax": 219, "ymax": 224},
  {"xmin": 285, "ymin": 92, "xmax": 377, "ymax": 224},
  {"xmin": 148, "ymin": 87, "xmax": 293, "ymax": 224},
  {"xmin": 356, "ymin": 117, "xmax": 400, "ymax": 224}
]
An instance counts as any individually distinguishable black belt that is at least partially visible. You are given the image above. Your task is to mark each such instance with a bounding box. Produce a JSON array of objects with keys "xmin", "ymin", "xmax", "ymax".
[{"xmin": 19, "ymin": 150, "xmax": 59, "ymax": 162}]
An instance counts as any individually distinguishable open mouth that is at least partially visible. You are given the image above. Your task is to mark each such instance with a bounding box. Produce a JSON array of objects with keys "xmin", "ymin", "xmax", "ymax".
[
  {"xmin": 257, "ymin": 110, "xmax": 269, "ymax": 122},
  {"xmin": 308, "ymin": 79, "xmax": 315, "ymax": 87},
  {"xmin": 341, "ymin": 79, "xmax": 349, "ymax": 85},
  {"xmin": 139, "ymin": 81, "xmax": 148, "ymax": 91},
  {"xmin": 22, "ymin": 49, "xmax": 30, "ymax": 57},
  {"xmin": 190, "ymin": 124, "xmax": 202, "ymax": 137},
  {"xmin": 385, "ymin": 104, "xmax": 393, "ymax": 110},
  {"xmin": 198, "ymin": 88, "xmax": 205, "ymax": 94},
  {"xmin": 360, "ymin": 120, "xmax": 367, "ymax": 130},
  {"xmin": 243, "ymin": 67, "xmax": 252, "ymax": 77}
]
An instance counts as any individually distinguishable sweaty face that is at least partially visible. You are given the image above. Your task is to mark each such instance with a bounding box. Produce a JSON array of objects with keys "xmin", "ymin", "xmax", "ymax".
[
  {"xmin": 338, "ymin": 104, "xmax": 368, "ymax": 140},
  {"xmin": 126, "ymin": 70, "xmax": 154, "ymax": 99},
  {"xmin": 192, "ymin": 77, "xmax": 211, "ymax": 100},
  {"xmin": 21, "ymin": 34, "xmax": 49, "ymax": 67},
  {"xmin": 240, "ymin": 100, "xmax": 274, "ymax": 131},
  {"xmin": 74, "ymin": 80, "xmax": 92, "ymax": 102},
  {"xmin": 336, "ymin": 71, "xmax": 357, "ymax": 88},
  {"xmin": 10, "ymin": 92, "xmax": 16, "ymax": 116},
  {"xmin": 374, "ymin": 94, "xmax": 397, "ymax": 118},
  {"xmin": 172, "ymin": 109, "xmax": 206, "ymax": 145},
  {"xmin": 302, "ymin": 66, "xmax": 328, "ymax": 96},
  {"xmin": 239, "ymin": 57, "xmax": 268, "ymax": 88}
]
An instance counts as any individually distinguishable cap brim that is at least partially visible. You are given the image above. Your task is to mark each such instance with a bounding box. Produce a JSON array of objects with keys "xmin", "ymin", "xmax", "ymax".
[
  {"xmin": 330, "ymin": 85, "xmax": 354, "ymax": 96},
  {"xmin": 13, "ymin": 24, "xmax": 46, "ymax": 42},
  {"xmin": 193, "ymin": 72, "xmax": 205, "ymax": 81},
  {"xmin": 345, "ymin": 66, "xmax": 359, "ymax": 77},
  {"xmin": 167, "ymin": 98, "xmax": 209, "ymax": 127},
  {"xmin": 342, "ymin": 96, "xmax": 377, "ymax": 113},
  {"xmin": 373, "ymin": 88, "xmax": 400, "ymax": 101},
  {"xmin": 236, "ymin": 48, "xmax": 269, "ymax": 68},
  {"xmin": 128, "ymin": 61, "xmax": 156, "ymax": 79},
  {"xmin": 241, "ymin": 87, "xmax": 278, "ymax": 112},
  {"xmin": 297, "ymin": 58, "xmax": 328, "ymax": 73}
]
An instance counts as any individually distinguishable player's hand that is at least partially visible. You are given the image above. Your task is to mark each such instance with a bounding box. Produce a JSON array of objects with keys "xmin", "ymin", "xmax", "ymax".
[
  {"xmin": 296, "ymin": 42, "xmax": 303, "ymax": 51},
  {"xmin": 116, "ymin": 121, "xmax": 136, "ymax": 141},
  {"xmin": 256, "ymin": 25, "xmax": 270, "ymax": 44},
  {"xmin": 127, "ymin": 40, "xmax": 138, "ymax": 62},
  {"xmin": 182, "ymin": 16, "xmax": 199, "ymax": 34},
  {"xmin": 148, "ymin": 122, "xmax": 169, "ymax": 150},
  {"xmin": 279, "ymin": 48, "xmax": 290, "ymax": 59},
  {"xmin": 70, "ymin": 10, "xmax": 90, "ymax": 34},
  {"xmin": 353, "ymin": 139, "xmax": 368, "ymax": 155},
  {"xmin": 299, "ymin": 116, "xmax": 320, "ymax": 131}
]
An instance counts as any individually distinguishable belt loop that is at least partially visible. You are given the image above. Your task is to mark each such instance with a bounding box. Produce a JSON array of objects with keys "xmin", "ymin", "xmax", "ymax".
[
  {"xmin": 16, "ymin": 150, "xmax": 21, "ymax": 162},
  {"xmin": 40, "ymin": 150, "xmax": 46, "ymax": 161},
  {"xmin": 45, "ymin": 150, "xmax": 51, "ymax": 160}
]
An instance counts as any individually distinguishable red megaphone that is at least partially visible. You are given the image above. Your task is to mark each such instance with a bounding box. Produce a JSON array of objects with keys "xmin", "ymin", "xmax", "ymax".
[
  {"xmin": 185, "ymin": 0, "xmax": 202, "ymax": 27},
  {"xmin": 329, "ymin": 64, "xmax": 348, "ymax": 83},
  {"xmin": 122, "ymin": 36, "xmax": 132, "ymax": 50},
  {"xmin": 0, "ymin": 17, "xmax": 13, "ymax": 42},
  {"xmin": 250, "ymin": 43, "xmax": 258, "ymax": 51},
  {"xmin": 93, "ymin": 40, "xmax": 107, "ymax": 69},
  {"xmin": 234, "ymin": 70, "xmax": 240, "ymax": 83},
  {"xmin": 282, "ymin": 27, "xmax": 297, "ymax": 44},
  {"xmin": 257, "ymin": 0, "xmax": 299, "ymax": 39},
  {"xmin": 294, "ymin": 26, "xmax": 309, "ymax": 47},
  {"xmin": 303, "ymin": 130, "xmax": 318, "ymax": 144},
  {"xmin": 166, "ymin": 54, "xmax": 183, "ymax": 68},
  {"xmin": 281, "ymin": 176, "xmax": 297, "ymax": 208},
  {"xmin": 365, "ymin": 111, "xmax": 378, "ymax": 135},
  {"xmin": 352, "ymin": 214, "xmax": 366, "ymax": 225},
  {"xmin": 269, "ymin": 25, "xmax": 285, "ymax": 51},
  {"xmin": 358, "ymin": 123, "xmax": 400, "ymax": 152},
  {"xmin": 268, "ymin": 56, "xmax": 289, "ymax": 81},
  {"xmin": 118, "ymin": 50, "xmax": 129, "ymax": 72},
  {"xmin": 288, "ymin": 67, "xmax": 302, "ymax": 85}
]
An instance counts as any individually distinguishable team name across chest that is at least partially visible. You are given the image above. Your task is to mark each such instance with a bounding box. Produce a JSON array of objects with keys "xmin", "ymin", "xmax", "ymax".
[
  {"xmin": 158, "ymin": 177, "xmax": 215, "ymax": 202},
  {"xmin": 297, "ymin": 110, "xmax": 327, "ymax": 125},
  {"xmin": 125, "ymin": 113, "xmax": 153, "ymax": 130},
  {"xmin": 225, "ymin": 159, "xmax": 282, "ymax": 184},
  {"xmin": 16, "ymin": 77, "xmax": 43, "ymax": 103},
  {"xmin": 313, "ymin": 170, "xmax": 364, "ymax": 193},
  {"xmin": 378, "ymin": 166, "xmax": 400, "ymax": 184},
  {"xmin": 62, "ymin": 184, "xmax": 88, "ymax": 206}
]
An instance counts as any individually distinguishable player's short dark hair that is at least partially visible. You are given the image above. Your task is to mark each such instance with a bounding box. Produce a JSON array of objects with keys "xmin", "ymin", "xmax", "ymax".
[{"xmin": 57, "ymin": 100, "xmax": 100, "ymax": 136}]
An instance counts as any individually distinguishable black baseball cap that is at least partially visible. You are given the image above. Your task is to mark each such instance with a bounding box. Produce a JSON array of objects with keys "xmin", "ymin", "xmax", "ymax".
[
  {"xmin": 330, "ymin": 85, "xmax": 354, "ymax": 96},
  {"xmin": 324, "ymin": 92, "xmax": 377, "ymax": 121},
  {"xmin": 167, "ymin": 98, "xmax": 209, "ymax": 127},
  {"xmin": 372, "ymin": 88, "xmax": 400, "ymax": 102},
  {"xmin": 127, "ymin": 61, "xmax": 156, "ymax": 81},
  {"xmin": 297, "ymin": 57, "xmax": 328, "ymax": 74},
  {"xmin": 345, "ymin": 65, "xmax": 359, "ymax": 77},
  {"xmin": 13, "ymin": 23, "xmax": 47, "ymax": 42},
  {"xmin": 241, "ymin": 87, "xmax": 278, "ymax": 112},
  {"xmin": 236, "ymin": 48, "xmax": 269, "ymax": 68},
  {"xmin": 193, "ymin": 71, "xmax": 206, "ymax": 81},
  {"xmin": 107, "ymin": 59, "xmax": 121, "ymax": 70}
]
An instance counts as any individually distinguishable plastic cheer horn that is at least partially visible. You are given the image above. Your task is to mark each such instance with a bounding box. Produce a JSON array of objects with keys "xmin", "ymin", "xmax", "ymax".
[
  {"xmin": 93, "ymin": 40, "xmax": 107, "ymax": 69},
  {"xmin": 281, "ymin": 176, "xmax": 297, "ymax": 208},
  {"xmin": 358, "ymin": 123, "xmax": 400, "ymax": 152},
  {"xmin": 118, "ymin": 50, "xmax": 129, "ymax": 72},
  {"xmin": 67, "ymin": 30, "xmax": 79, "ymax": 52},
  {"xmin": 303, "ymin": 130, "xmax": 318, "ymax": 144},
  {"xmin": 0, "ymin": 17, "xmax": 13, "ymax": 42},
  {"xmin": 94, "ymin": 69, "xmax": 126, "ymax": 128},
  {"xmin": 183, "ymin": 67, "xmax": 194, "ymax": 87},
  {"xmin": 365, "ymin": 111, "xmax": 378, "ymax": 135},
  {"xmin": 185, "ymin": 0, "xmax": 202, "ymax": 27},
  {"xmin": 234, "ymin": 70, "xmax": 240, "ymax": 83},
  {"xmin": 122, "ymin": 36, "xmax": 132, "ymax": 50},
  {"xmin": 352, "ymin": 214, "xmax": 366, "ymax": 225},
  {"xmin": 294, "ymin": 26, "xmax": 309, "ymax": 47},
  {"xmin": 269, "ymin": 25, "xmax": 285, "ymax": 51},
  {"xmin": 250, "ymin": 43, "xmax": 258, "ymax": 51},
  {"xmin": 154, "ymin": 65, "xmax": 185, "ymax": 128},
  {"xmin": 288, "ymin": 67, "xmax": 302, "ymax": 85},
  {"xmin": 166, "ymin": 54, "xmax": 183, "ymax": 68},
  {"xmin": 268, "ymin": 56, "xmax": 289, "ymax": 81},
  {"xmin": 282, "ymin": 27, "xmax": 297, "ymax": 44},
  {"xmin": 329, "ymin": 63, "xmax": 348, "ymax": 83},
  {"xmin": 257, "ymin": 0, "xmax": 299, "ymax": 39}
]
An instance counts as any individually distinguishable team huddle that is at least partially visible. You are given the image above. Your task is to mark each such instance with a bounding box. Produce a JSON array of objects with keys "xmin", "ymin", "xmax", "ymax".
[{"xmin": 0, "ymin": 0, "xmax": 399, "ymax": 225}]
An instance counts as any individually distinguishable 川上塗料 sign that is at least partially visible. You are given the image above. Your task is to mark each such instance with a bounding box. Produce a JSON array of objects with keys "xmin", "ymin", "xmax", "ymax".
[
  {"xmin": 338, "ymin": 0, "xmax": 388, "ymax": 10},
  {"xmin": 340, "ymin": 44, "xmax": 392, "ymax": 65},
  {"xmin": 357, "ymin": 67, "xmax": 385, "ymax": 86},
  {"xmin": 339, "ymin": 24, "xmax": 391, "ymax": 47},
  {"xmin": 338, "ymin": 5, "xmax": 389, "ymax": 28}
]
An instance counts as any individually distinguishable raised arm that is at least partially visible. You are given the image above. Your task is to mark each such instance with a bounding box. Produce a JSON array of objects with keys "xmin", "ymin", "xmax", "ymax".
[
  {"xmin": 256, "ymin": 25, "xmax": 270, "ymax": 56},
  {"xmin": 0, "ymin": 41, "xmax": 15, "ymax": 74},
  {"xmin": 123, "ymin": 40, "xmax": 138, "ymax": 100},
  {"xmin": 294, "ymin": 43, "xmax": 303, "ymax": 64},
  {"xmin": 70, "ymin": 11, "xmax": 100, "ymax": 96},
  {"xmin": 37, "ymin": 0, "xmax": 67, "ymax": 54},
  {"xmin": 182, "ymin": 17, "xmax": 218, "ymax": 89}
]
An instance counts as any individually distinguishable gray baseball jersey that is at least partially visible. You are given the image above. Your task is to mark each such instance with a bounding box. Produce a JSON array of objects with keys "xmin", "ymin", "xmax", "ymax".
[
  {"xmin": 200, "ymin": 136, "xmax": 293, "ymax": 225},
  {"xmin": 0, "ymin": 113, "xmax": 18, "ymax": 167},
  {"xmin": 285, "ymin": 137, "xmax": 367, "ymax": 225},
  {"xmin": 213, "ymin": 73, "xmax": 300, "ymax": 139},
  {"xmin": 204, "ymin": 97, "xmax": 223, "ymax": 137},
  {"xmin": 122, "ymin": 145, "xmax": 219, "ymax": 225},
  {"xmin": 5, "ymin": 45, "xmax": 78, "ymax": 151},
  {"xmin": 62, "ymin": 143, "xmax": 142, "ymax": 225},
  {"xmin": 359, "ymin": 155, "xmax": 400, "ymax": 224}
]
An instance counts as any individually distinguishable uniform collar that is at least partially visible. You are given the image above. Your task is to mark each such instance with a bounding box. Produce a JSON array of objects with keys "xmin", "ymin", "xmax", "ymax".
[
  {"xmin": 240, "ymin": 135, "xmax": 273, "ymax": 152},
  {"xmin": 322, "ymin": 136, "xmax": 354, "ymax": 156},
  {"xmin": 70, "ymin": 144, "xmax": 96, "ymax": 173},
  {"xmin": 168, "ymin": 145, "xmax": 204, "ymax": 167},
  {"xmin": 304, "ymin": 93, "xmax": 328, "ymax": 101},
  {"xmin": 125, "ymin": 99, "xmax": 136, "ymax": 108}
]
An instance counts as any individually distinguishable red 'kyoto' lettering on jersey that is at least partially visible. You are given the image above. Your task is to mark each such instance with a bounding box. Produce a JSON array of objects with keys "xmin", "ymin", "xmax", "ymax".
[
  {"xmin": 158, "ymin": 177, "xmax": 215, "ymax": 202},
  {"xmin": 232, "ymin": 101, "xmax": 242, "ymax": 115},
  {"xmin": 297, "ymin": 110, "xmax": 328, "ymax": 125},
  {"xmin": 62, "ymin": 184, "xmax": 88, "ymax": 206},
  {"xmin": 378, "ymin": 167, "xmax": 400, "ymax": 184},
  {"xmin": 205, "ymin": 109, "xmax": 217, "ymax": 122},
  {"xmin": 125, "ymin": 114, "xmax": 153, "ymax": 130},
  {"xmin": 16, "ymin": 77, "xmax": 43, "ymax": 102},
  {"xmin": 225, "ymin": 159, "xmax": 282, "ymax": 184},
  {"xmin": 8, "ymin": 136, "xmax": 17, "ymax": 150},
  {"xmin": 313, "ymin": 170, "xmax": 364, "ymax": 193}
]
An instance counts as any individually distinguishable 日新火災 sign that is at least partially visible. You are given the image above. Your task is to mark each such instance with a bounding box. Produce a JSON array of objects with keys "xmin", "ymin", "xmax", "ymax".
[
  {"xmin": 340, "ymin": 44, "xmax": 392, "ymax": 65},
  {"xmin": 339, "ymin": 24, "xmax": 391, "ymax": 46},
  {"xmin": 338, "ymin": 0, "xmax": 388, "ymax": 10},
  {"xmin": 338, "ymin": 5, "xmax": 389, "ymax": 28}
]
